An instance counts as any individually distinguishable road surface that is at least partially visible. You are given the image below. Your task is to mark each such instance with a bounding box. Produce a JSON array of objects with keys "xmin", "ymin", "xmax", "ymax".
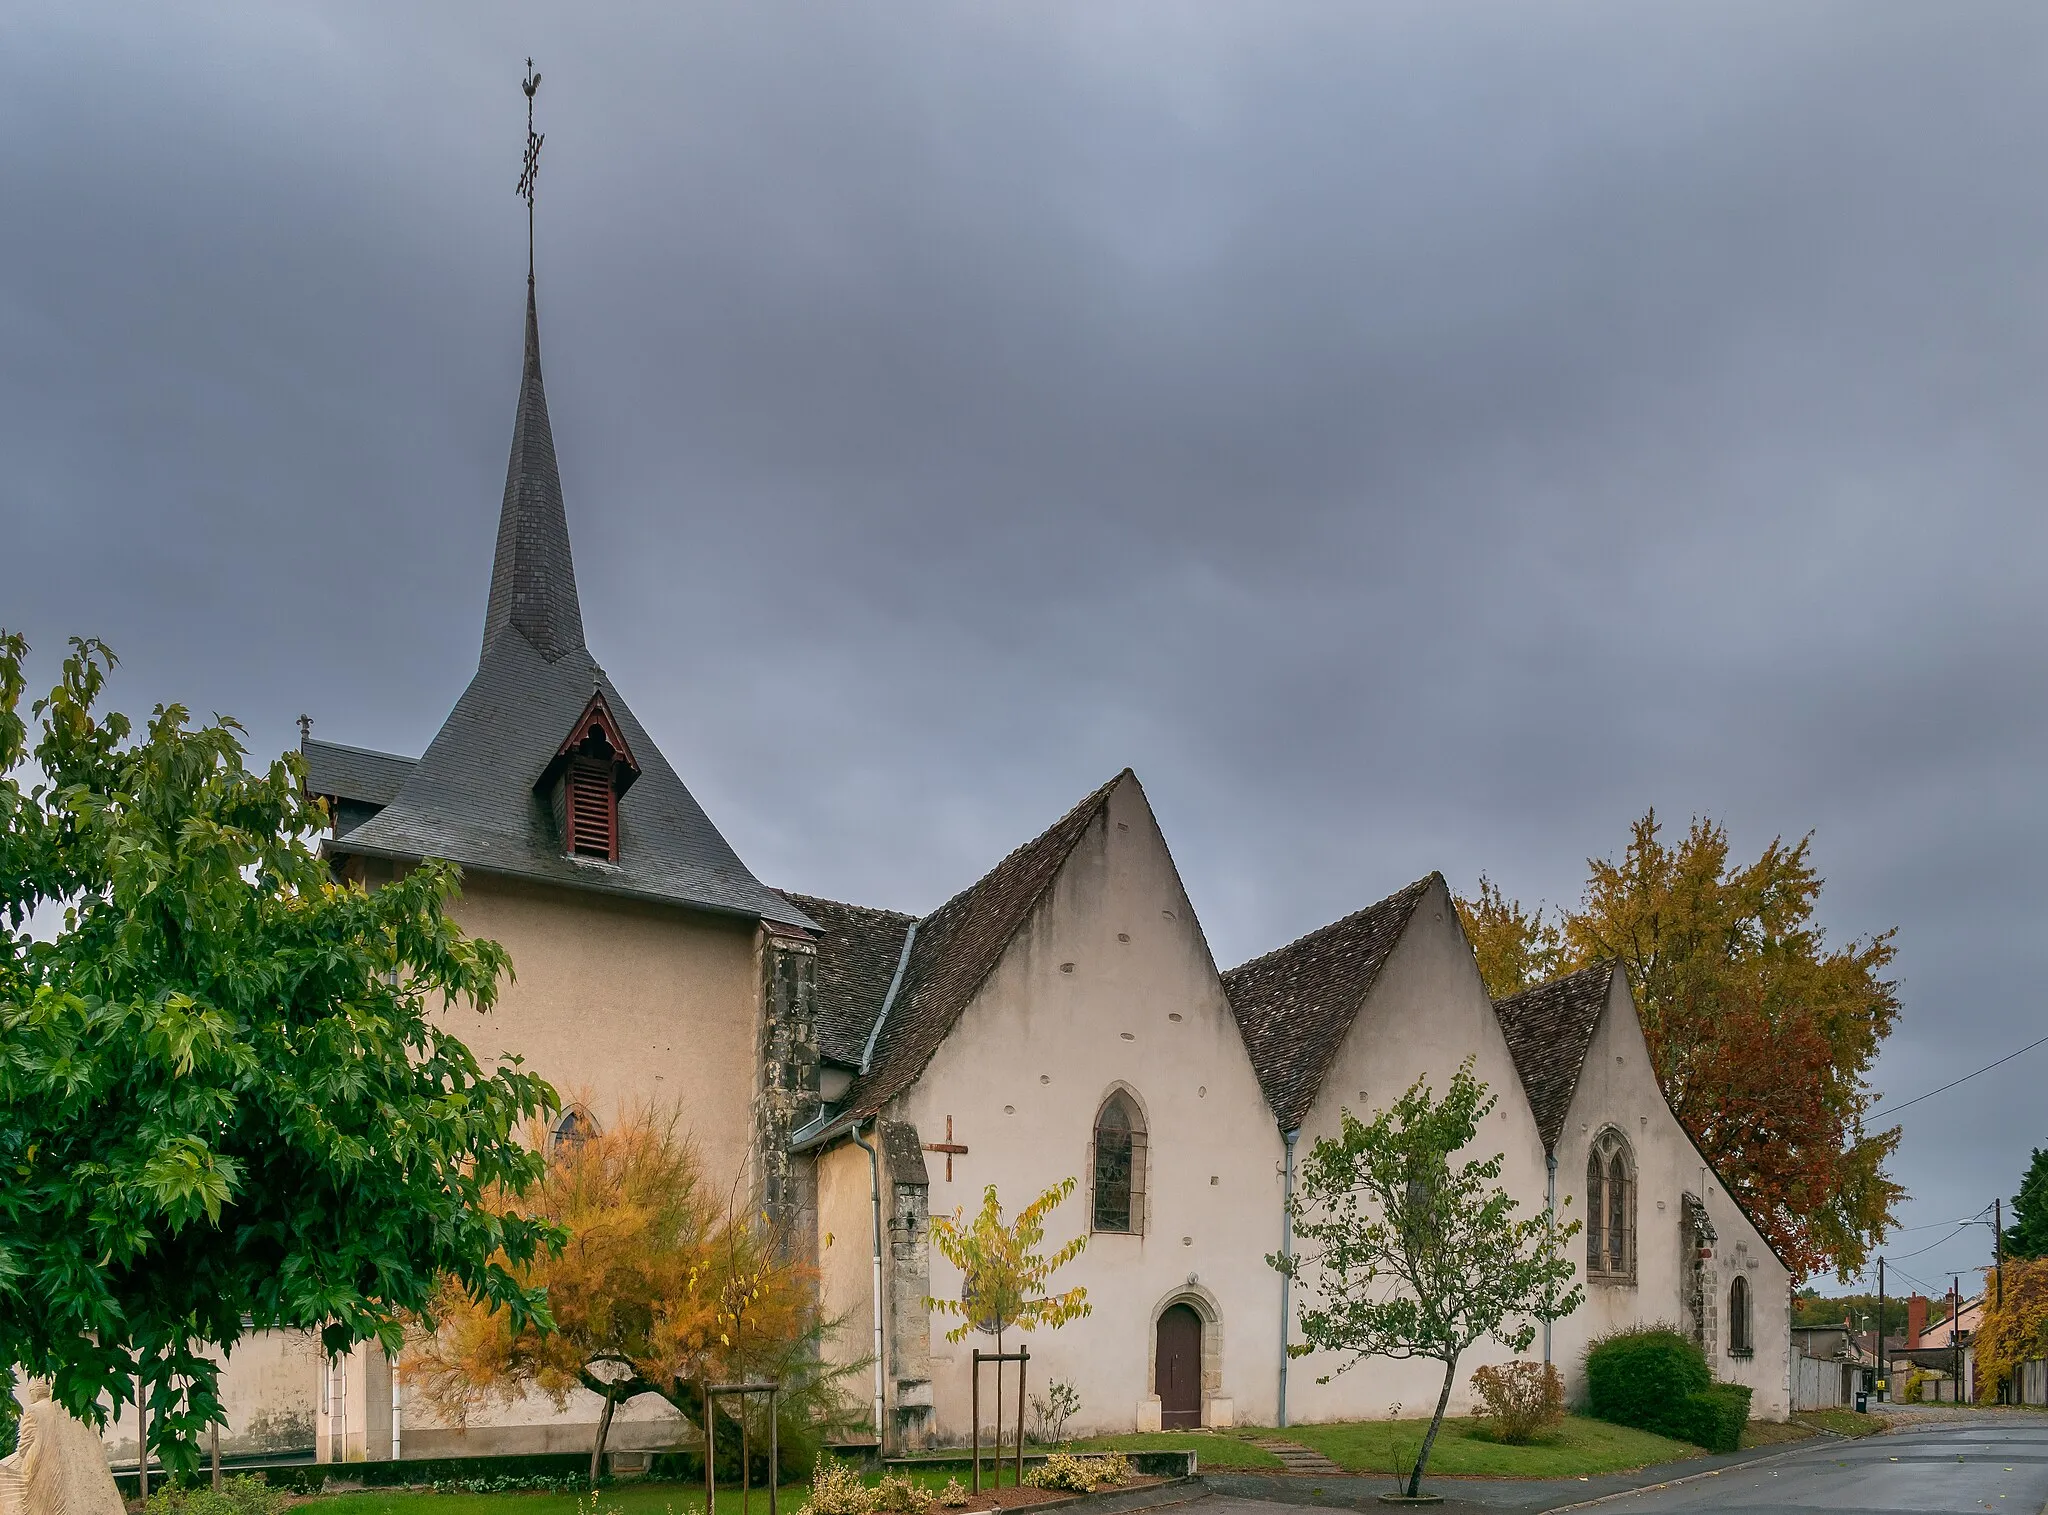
[{"xmin": 1582, "ymin": 1415, "xmax": 2048, "ymax": 1513}]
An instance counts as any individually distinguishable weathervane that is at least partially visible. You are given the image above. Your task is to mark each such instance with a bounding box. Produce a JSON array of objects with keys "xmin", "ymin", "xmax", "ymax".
[{"xmin": 518, "ymin": 58, "xmax": 544, "ymax": 280}]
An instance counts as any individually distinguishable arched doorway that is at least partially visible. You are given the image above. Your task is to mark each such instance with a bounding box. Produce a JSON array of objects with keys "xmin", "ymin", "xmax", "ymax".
[{"xmin": 1154, "ymin": 1304, "xmax": 1203, "ymax": 1429}]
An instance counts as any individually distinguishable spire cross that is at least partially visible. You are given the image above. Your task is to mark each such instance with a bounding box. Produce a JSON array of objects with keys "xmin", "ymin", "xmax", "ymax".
[{"xmin": 518, "ymin": 59, "xmax": 544, "ymax": 280}]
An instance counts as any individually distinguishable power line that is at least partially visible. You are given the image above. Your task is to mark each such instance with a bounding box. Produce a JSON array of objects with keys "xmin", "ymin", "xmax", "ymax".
[{"xmin": 1883, "ymin": 1032, "xmax": 2048, "ymax": 1117}]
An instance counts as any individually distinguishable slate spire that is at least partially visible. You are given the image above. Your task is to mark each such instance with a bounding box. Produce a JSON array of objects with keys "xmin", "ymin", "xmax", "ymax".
[{"xmin": 481, "ymin": 277, "xmax": 585, "ymax": 664}]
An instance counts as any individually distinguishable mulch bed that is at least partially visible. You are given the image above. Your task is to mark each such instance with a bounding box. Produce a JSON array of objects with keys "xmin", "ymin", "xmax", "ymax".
[{"xmin": 953, "ymin": 1475, "xmax": 1166, "ymax": 1512}]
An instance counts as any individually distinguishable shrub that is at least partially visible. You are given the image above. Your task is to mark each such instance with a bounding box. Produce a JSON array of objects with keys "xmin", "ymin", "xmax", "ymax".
[
  {"xmin": 142, "ymin": 1476, "xmax": 289, "ymax": 1515},
  {"xmin": 1902, "ymin": 1369, "xmax": 1928, "ymax": 1404},
  {"xmin": 1469, "ymin": 1360, "xmax": 1564, "ymax": 1444},
  {"xmin": 1585, "ymin": 1325, "xmax": 1710, "ymax": 1431},
  {"xmin": 871, "ymin": 1473, "xmax": 938, "ymax": 1515},
  {"xmin": 1584, "ymin": 1326, "xmax": 1751, "ymax": 1453},
  {"xmin": 1665, "ymin": 1384, "xmax": 1752, "ymax": 1454},
  {"xmin": 1024, "ymin": 1452, "xmax": 1132, "ymax": 1492},
  {"xmin": 798, "ymin": 1457, "xmax": 878, "ymax": 1515},
  {"xmin": 1030, "ymin": 1380, "xmax": 1082, "ymax": 1446},
  {"xmin": 937, "ymin": 1477, "xmax": 969, "ymax": 1509}
]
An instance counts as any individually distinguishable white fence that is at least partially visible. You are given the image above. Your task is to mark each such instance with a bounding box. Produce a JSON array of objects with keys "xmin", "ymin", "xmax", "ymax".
[
  {"xmin": 1795, "ymin": 1355, "xmax": 1853, "ymax": 1410},
  {"xmin": 2015, "ymin": 1359, "xmax": 2048, "ymax": 1407}
]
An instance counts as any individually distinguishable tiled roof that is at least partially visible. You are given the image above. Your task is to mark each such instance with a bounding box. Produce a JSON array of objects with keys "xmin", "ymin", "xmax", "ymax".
[
  {"xmin": 781, "ymin": 893, "xmax": 916, "ymax": 1066},
  {"xmin": 836, "ymin": 773, "xmax": 1126, "ymax": 1121},
  {"xmin": 1222, "ymin": 876, "xmax": 1437, "ymax": 1130},
  {"xmin": 482, "ymin": 280, "xmax": 584, "ymax": 664},
  {"xmin": 331, "ymin": 635, "xmax": 813, "ymax": 928},
  {"xmin": 302, "ymin": 739, "xmax": 416, "ymax": 808},
  {"xmin": 1491, "ymin": 961, "xmax": 1616, "ymax": 1153}
]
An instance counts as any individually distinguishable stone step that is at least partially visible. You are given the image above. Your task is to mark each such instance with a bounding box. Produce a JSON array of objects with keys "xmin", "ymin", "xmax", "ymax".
[{"xmin": 1248, "ymin": 1439, "xmax": 1345, "ymax": 1476}]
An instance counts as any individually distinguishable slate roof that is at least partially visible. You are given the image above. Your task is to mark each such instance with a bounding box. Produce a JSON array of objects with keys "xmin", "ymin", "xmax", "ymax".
[
  {"xmin": 832, "ymin": 773, "xmax": 1126, "ymax": 1122},
  {"xmin": 482, "ymin": 280, "xmax": 584, "ymax": 664},
  {"xmin": 323, "ymin": 279, "xmax": 810, "ymax": 932},
  {"xmin": 781, "ymin": 893, "xmax": 916, "ymax": 1066},
  {"xmin": 1490, "ymin": 961, "xmax": 1617, "ymax": 1153},
  {"xmin": 1221, "ymin": 875, "xmax": 1437, "ymax": 1131},
  {"xmin": 302, "ymin": 739, "xmax": 417, "ymax": 808}
]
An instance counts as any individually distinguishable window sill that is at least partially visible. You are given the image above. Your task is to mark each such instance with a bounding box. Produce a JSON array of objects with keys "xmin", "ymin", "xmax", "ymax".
[
  {"xmin": 1729, "ymin": 1348, "xmax": 1754, "ymax": 1359},
  {"xmin": 1091, "ymin": 1226, "xmax": 1141, "ymax": 1237},
  {"xmin": 1587, "ymin": 1272, "xmax": 1637, "ymax": 1287}
]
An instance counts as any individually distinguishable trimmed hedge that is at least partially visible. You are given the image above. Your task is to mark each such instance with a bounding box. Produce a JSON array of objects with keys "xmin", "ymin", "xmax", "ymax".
[
  {"xmin": 1666, "ymin": 1384, "xmax": 1752, "ymax": 1454},
  {"xmin": 1584, "ymin": 1326, "xmax": 1751, "ymax": 1453}
]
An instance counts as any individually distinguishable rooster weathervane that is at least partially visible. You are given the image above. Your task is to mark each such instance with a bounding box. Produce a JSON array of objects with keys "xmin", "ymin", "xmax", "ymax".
[{"xmin": 518, "ymin": 59, "xmax": 544, "ymax": 279}]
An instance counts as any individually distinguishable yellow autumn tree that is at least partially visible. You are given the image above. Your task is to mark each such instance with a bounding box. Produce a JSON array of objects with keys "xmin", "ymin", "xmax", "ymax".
[
  {"xmin": 1974, "ymin": 1257, "xmax": 2048, "ymax": 1403},
  {"xmin": 402, "ymin": 1104, "xmax": 852, "ymax": 1484},
  {"xmin": 1458, "ymin": 811, "xmax": 1902, "ymax": 1279}
]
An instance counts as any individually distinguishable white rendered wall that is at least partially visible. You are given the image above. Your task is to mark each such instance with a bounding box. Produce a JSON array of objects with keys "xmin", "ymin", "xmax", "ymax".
[
  {"xmin": 892, "ymin": 775, "xmax": 1286, "ymax": 1441},
  {"xmin": 1281, "ymin": 881, "xmax": 1557, "ymax": 1426}
]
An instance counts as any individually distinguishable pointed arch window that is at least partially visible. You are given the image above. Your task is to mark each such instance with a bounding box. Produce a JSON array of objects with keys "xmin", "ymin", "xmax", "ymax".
[
  {"xmin": 1729, "ymin": 1275, "xmax": 1753, "ymax": 1356},
  {"xmin": 1585, "ymin": 1127, "xmax": 1636, "ymax": 1283},
  {"xmin": 551, "ymin": 1105, "xmax": 600, "ymax": 1156},
  {"xmin": 1091, "ymin": 1090, "xmax": 1147, "ymax": 1235}
]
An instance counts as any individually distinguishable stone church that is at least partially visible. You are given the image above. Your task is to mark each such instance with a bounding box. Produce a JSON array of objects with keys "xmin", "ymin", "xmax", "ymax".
[{"xmin": 273, "ymin": 272, "xmax": 1790, "ymax": 1463}]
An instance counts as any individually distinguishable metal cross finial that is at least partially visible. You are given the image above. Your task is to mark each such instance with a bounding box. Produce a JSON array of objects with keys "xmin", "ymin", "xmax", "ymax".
[
  {"xmin": 297, "ymin": 714, "xmax": 312, "ymax": 743},
  {"xmin": 518, "ymin": 59, "xmax": 544, "ymax": 279}
]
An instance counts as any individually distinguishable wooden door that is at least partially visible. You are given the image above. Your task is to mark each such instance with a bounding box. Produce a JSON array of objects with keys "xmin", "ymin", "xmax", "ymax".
[{"xmin": 1155, "ymin": 1304, "xmax": 1203, "ymax": 1429}]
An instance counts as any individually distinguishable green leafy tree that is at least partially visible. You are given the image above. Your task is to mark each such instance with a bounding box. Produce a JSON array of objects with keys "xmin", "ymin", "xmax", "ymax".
[
  {"xmin": 927, "ymin": 1179, "xmax": 1092, "ymax": 1351},
  {"xmin": 1457, "ymin": 810, "xmax": 1902, "ymax": 1279},
  {"xmin": 1271, "ymin": 1060, "xmax": 1582, "ymax": 1500},
  {"xmin": 927, "ymin": 1179, "xmax": 1090, "ymax": 1478},
  {"xmin": 0, "ymin": 634, "xmax": 560, "ymax": 1477},
  {"xmin": 2007, "ymin": 1148, "xmax": 2048, "ymax": 1261}
]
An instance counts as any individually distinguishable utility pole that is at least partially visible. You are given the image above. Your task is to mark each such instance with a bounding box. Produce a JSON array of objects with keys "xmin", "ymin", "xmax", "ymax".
[
  {"xmin": 1877, "ymin": 1255, "xmax": 1887, "ymax": 1401},
  {"xmin": 1951, "ymin": 1275, "xmax": 1962, "ymax": 1403},
  {"xmin": 1996, "ymin": 1197, "xmax": 2005, "ymax": 1309}
]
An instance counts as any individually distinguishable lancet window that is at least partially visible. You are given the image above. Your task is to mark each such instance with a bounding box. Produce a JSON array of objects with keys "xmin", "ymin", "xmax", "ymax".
[
  {"xmin": 1585, "ymin": 1126, "xmax": 1637, "ymax": 1283},
  {"xmin": 1091, "ymin": 1090, "xmax": 1148, "ymax": 1235}
]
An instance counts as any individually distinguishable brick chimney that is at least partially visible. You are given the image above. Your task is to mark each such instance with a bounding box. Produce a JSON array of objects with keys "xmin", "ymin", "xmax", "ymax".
[{"xmin": 1907, "ymin": 1294, "xmax": 1928, "ymax": 1349}]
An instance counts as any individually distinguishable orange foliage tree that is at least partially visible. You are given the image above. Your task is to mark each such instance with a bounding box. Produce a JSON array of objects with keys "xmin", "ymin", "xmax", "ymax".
[
  {"xmin": 402, "ymin": 1106, "xmax": 852, "ymax": 1484},
  {"xmin": 1458, "ymin": 811, "xmax": 1902, "ymax": 1280},
  {"xmin": 1974, "ymin": 1257, "xmax": 2048, "ymax": 1403}
]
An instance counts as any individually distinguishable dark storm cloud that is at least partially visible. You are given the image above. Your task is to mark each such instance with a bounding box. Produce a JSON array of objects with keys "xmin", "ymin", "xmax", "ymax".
[{"xmin": 5, "ymin": 0, "xmax": 2045, "ymax": 1282}]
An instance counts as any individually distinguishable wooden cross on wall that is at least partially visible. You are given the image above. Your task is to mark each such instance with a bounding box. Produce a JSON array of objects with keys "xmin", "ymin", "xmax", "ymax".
[{"xmin": 924, "ymin": 1116, "xmax": 968, "ymax": 1181}]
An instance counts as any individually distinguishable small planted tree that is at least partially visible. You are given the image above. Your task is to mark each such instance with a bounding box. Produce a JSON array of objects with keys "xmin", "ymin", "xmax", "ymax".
[
  {"xmin": 1270, "ymin": 1061, "xmax": 1582, "ymax": 1500},
  {"xmin": 0, "ymin": 636, "xmax": 557, "ymax": 1476},
  {"xmin": 928, "ymin": 1179, "xmax": 1092, "ymax": 1352},
  {"xmin": 403, "ymin": 1105, "xmax": 851, "ymax": 1484},
  {"xmin": 928, "ymin": 1181, "xmax": 1090, "ymax": 1471}
]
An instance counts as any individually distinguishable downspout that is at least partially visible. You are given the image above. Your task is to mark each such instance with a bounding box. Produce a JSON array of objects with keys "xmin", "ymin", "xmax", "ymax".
[
  {"xmin": 1543, "ymin": 1151, "xmax": 1558, "ymax": 1367},
  {"xmin": 850, "ymin": 1119, "xmax": 887, "ymax": 1451},
  {"xmin": 1278, "ymin": 1127, "xmax": 1300, "ymax": 1428}
]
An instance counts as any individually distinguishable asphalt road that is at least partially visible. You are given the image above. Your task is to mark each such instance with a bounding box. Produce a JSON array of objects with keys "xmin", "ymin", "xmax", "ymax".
[{"xmin": 1589, "ymin": 1418, "xmax": 2048, "ymax": 1514}]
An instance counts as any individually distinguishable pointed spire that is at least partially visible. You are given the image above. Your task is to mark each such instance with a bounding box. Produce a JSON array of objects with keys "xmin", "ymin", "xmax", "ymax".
[{"xmin": 481, "ymin": 279, "xmax": 585, "ymax": 664}]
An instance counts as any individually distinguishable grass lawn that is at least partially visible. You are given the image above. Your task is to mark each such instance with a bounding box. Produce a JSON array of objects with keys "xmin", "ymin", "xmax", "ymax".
[
  {"xmin": 1795, "ymin": 1409, "xmax": 1887, "ymax": 1438},
  {"xmin": 1235, "ymin": 1416, "xmax": 1698, "ymax": 1479},
  {"xmin": 1739, "ymin": 1420, "xmax": 1819, "ymax": 1448}
]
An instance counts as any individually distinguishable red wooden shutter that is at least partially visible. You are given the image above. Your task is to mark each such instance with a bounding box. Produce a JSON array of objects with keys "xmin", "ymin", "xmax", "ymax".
[{"xmin": 565, "ymin": 759, "xmax": 617, "ymax": 859}]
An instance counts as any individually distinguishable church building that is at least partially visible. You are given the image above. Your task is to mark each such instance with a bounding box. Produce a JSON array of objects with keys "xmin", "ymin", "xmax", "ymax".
[{"xmin": 288, "ymin": 268, "xmax": 1791, "ymax": 1463}]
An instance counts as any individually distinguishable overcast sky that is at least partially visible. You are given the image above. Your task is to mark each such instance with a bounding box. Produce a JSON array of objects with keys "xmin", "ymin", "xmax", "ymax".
[{"xmin": 6, "ymin": 1, "xmax": 2044, "ymax": 1290}]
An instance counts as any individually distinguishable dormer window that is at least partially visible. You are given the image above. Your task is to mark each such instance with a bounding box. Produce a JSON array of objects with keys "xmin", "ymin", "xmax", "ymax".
[{"xmin": 537, "ymin": 690, "xmax": 640, "ymax": 864}]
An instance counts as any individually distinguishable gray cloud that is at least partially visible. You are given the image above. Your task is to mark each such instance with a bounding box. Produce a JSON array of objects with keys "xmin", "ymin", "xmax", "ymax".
[{"xmin": 5, "ymin": 0, "xmax": 2045, "ymax": 1285}]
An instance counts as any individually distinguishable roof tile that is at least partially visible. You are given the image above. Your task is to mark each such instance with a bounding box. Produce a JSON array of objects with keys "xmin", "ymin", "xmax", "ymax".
[{"xmin": 1222, "ymin": 876, "xmax": 1437, "ymax": 1130}]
